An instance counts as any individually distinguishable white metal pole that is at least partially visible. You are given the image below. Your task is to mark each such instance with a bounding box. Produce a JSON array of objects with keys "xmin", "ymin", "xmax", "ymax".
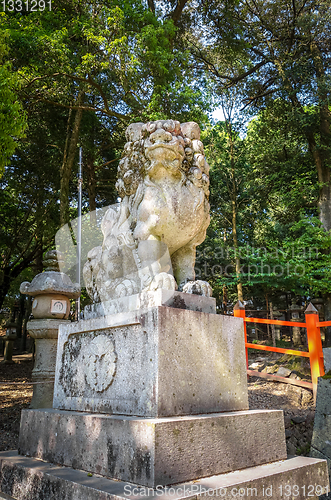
[{"xmin": 76, "ymin": 147, "xmax": 83, "ymax": 320}]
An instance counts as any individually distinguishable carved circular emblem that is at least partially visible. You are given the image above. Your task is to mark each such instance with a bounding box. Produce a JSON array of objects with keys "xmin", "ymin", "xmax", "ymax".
[{"xmin": 83, "ymin": 335, "xmax": 117, "ymax": 393}]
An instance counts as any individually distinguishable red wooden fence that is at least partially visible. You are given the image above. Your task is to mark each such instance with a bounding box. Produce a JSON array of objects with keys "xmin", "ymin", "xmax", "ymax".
[{"xmin": 233, "ymin": 301, "xmax": 325, "ymax": 400}]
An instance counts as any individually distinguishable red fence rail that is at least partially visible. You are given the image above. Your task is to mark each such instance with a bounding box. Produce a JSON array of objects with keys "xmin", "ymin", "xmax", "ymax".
[{"xmin": 233, "ymin": 301, "xmax": 325, "ymax": 400}]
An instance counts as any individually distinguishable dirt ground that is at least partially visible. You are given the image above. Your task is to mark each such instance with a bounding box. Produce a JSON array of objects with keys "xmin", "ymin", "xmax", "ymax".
[
  {"xmin": 0, "ymin": 359, "xmax": 33, "ymax": 452},
  {"xmin": 0, "ymin": 354, "xmax": 316, "ymax": 456}
]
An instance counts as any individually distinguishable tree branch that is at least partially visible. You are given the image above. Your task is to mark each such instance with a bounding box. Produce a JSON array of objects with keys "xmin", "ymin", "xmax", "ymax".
[
  {"xmin": 171, "ymin": 0, "xmax": 190, "ymax": 25},
  {"xmin": 147, "ymin": 0, "xmax": 155, "ymax": 14},
  {"xmin": 241, "ymin": 87, "xmax": 277, "ymax": 108},
  {"xmin": 23, "ymin": 72, "xmax": 128, "ymax": 120},
  {"xmin": 224, "ymin": 61, "xmax": 269, "ymax": 87},
  {"xmin": 190, "ymin": 39, "xmax": 269, "ymax": 86},
  {"xmin": 36, "ymin": 98, "xmax": 128, "ymax": 121}
]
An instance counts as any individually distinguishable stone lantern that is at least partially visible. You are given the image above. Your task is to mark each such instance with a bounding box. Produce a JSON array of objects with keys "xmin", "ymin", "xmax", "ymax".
[
  {"xmin": 20, "ymin": 250, "xmax": 80, "ymax": 408},
  {"xmin": 2, "ymin": 321, "xmax": 17, "ymax": 364},
  {"xmin": 272, "ymin": 309, "xmax": 282, "ymax": 341}
]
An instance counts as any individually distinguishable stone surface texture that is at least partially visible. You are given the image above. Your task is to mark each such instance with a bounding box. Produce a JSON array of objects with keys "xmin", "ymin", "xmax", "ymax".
[
  {"xmin": 310, "ymin": 377, "xmax": 331, "ymax": 477},
  {"xmin": 20, "ymin": 271, "xmax": 80, "ymax": 298},
  {"xmin": 53, "ymin": 307, "xmax": 248, "ymax": 417},
  {"xmin": 83, "ymin": 120, "xmax": 212, "ymax": 304},
  {"xmin": 276, "ymin": 366, "xmax": 291, "ymax": 377},
  {"xmin": 18, "ymin": 408, "xmax": 286, "ymax": 487},
  {"xmin": 0, "ymin": 452, "xmax": 329, "ymax": 500},
  {"xmin": 27, "ymin": 319, "xmax": 70, "ymax": 409},
  {"xmin": 20, "ymin": 250, "xmax": 80, "ymax": 320},
  {"xmin": 83, "ymin": 289, "xmax": 216, "ymax": 319},
  {"xmin": 323, "ymin": 348, "xmax": 331, "ymax": 372}
]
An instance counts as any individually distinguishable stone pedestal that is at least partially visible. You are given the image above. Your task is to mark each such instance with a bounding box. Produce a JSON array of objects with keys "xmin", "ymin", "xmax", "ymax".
[
  {"xmin": 310, "ymin": 377, "xmax": 331, "ymax": 481},
  {"xmin": 53, "ymin": 304, "xmax": 248, "ymax": 416},
  {"xmin": 0, "ymin": 452, "xmax": 329, "ymax": 500},
  {"xmin": 27, "ymin": 319, "xmax": 70, "ymax": 409},
  {"xmin": 0, "ymin": 294, "xmax": 329, "ymax": 499},
  {"xmin": 323, "ymin": 347, "xmax": 331, "ymax": 372},
  {"xmin": 18, "ymin": 408, "xmax": 286, "ymax": 487},
  {"xmin": 83, "ymin": 289, "xmax": 217, "ymax": 319}
]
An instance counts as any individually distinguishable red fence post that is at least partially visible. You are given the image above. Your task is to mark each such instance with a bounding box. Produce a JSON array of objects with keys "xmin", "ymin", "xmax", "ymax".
[
  {"xmin": 234, "ymin": 301, "xmax": 248, "ymax": 369},
  {"xmin": 305, "ymin": 302, "xmax": 324, "ymax": 401}
]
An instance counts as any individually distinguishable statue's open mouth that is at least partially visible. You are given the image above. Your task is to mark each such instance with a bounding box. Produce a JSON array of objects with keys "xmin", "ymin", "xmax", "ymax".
[{"xmin": 144, "ymin": 141, "xmax": 185, "ymax": 158}]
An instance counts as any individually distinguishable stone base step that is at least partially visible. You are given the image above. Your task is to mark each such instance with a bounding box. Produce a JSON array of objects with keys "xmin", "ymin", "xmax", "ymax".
[
  {"xmin": 0, "ymin": 451, "xmax": 329, "ymax": 500},
  {"xmin": 0, "ymin": 492, "xmax": 15, "ymax": 500},
  {"xmin": 18, "ymin": 408, "xmax": 286, "ymax": 487}
]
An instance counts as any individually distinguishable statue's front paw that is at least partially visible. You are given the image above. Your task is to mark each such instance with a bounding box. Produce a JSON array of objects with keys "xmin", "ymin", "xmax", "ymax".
[
  {"xmin": 182, "ymin": 280, "xmax": 213, "ymax": 297},
  {"xmin": 145, "ymin": 272, "xmax": 178, "ymax": 292},
  {"xmin": 114, "ymin": 279, "xmax": 139, "ymax": 298}
]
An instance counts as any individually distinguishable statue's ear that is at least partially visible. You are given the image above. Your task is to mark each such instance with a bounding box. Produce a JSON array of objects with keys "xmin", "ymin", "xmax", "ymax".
[
  {"xmin": 125, "ymin": 123, "xmax": 145, "ymax": 142},
  {"xmin": 180, "ymin": 122, "xmax": 201, "ymax": 141}
]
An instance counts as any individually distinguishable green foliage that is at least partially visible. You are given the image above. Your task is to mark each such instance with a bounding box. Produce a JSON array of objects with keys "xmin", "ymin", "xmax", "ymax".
[
  {"xmin": 0, "ymin": 25, "xmax": 26, "ymax": 175},
  {"xmin": 0, "ymin": 103, "xmax": 62, "ymax": 309},
  {"xmin": 322, "ymin": 370, "xmax": 331, "ymax": 380},
  {"xmin": 1, "ymin": 0, "xmax": 330, "ymax": 318},
  {"xmin": 198, "ymin": 97, "xmax": 331, "ymax": 309}
]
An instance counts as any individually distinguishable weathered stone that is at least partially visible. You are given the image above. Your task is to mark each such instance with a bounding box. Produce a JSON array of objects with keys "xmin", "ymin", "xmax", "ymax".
[
  {"xmin": 323, "ymin": 348, "xmax": 331, "ymax": 372},
  {"xmin": 0, "ymin": 452, "xmax": 329, "ymax": 500},
  {"xmin": 83, "ymin": 289, "xmax": 216, "ymax": 319},
  {"xmin": 305, "ymin": 411, "xmax": 315, "ymax": 426},
  {"xmin": 302, "ymin": 389, "xmax": 314, "ymax": 406},
  {"xmin": 287, "ymin": 441, "xmax": 297, "ymax": 456},
  {"xmin": 310, "ymin": 447, "xmax": 331, "ymax": 478},
  {"xmin": 20, "ymin": 271, "xmax": 80, "ymax": 299},
  {"xmin": 310, "ymin": 378, "xmax": 331, "ymax": 462},
  {"xmin": 292, "ymin": 416, "xmax": 306, "ymax": 424},
  {"xmin": 0, "ymin": 491, "xmax": 14, "ymax": 499},
  {"xmin": 1, "ymin": 323, "xmax": 16, "ymax": 365},
  {"xmin": 53, "ymin": 307, "xmax": 248, "ymax": 417},
  {"xmin": 18, "ymin": 408, "xmax": 286, "ymax": 487},
  {"xmin": 83, "ymin": 120, "xmax": 212, "ymax": 303},
  {"xmin": 20, "ymin": 250, "xmax": 80, "ymax": 320},
  {"xmin": 284, "ymin": 415, "xmax": 292, "ymax": 428},
  {"xmin": 248, "ymin": 362, "xmax": 265, "ymax": 371},
  {"xmin": 27, "ymin": 319, "xmax": 70, "ymax": 409},
  {"xmin": 276, "ymin": 366, "xmax": 292, "ymax": 377}
]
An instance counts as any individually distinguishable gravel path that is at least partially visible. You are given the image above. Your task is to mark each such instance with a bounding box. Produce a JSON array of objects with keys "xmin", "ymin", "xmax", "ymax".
[{"xmin": 0, "ymin": 360, "xmax": 33, "ymax": 452}]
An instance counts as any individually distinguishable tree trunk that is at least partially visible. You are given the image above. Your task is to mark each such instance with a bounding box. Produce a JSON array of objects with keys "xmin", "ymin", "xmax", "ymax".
[
  {"xmin": 269, "ymin": 301, "xmax": 276, "ymax": 347},
  {"xmin": 291, "ymin": 299, "xmax": 302, "ymax": 347},
  {"xmin": 233, "ymin": 206, "xmax": 243, "ymax": 302},
  {"xmin": 254, "ymin": 322, "xmax": 258, "ymax": 340},
  {"xmin": 226, "ymin": 121, "xmax": 243, "ymax": 303},
  {"xmin": 60, "ymin": 92, "xmax": 84, "ymax": 226},
  {"xmin": 16, "ymin": 293, "xmax": 25, "ymax": 340},
  {"xmin": 265, "ymin": 294, "xmax": 271, "ymax": 339},
  {"xmin": 0, "ymin": 272, "xmax": 12, "ymax": 312},
  {"xmin": 21, "ymin": 296, "xmax": 32, "ymax": 352},
  {"xmin": 86, "ymin": 154, "xmax": 97, "ymax": 214},
  {"xmin": 222, "ymin": 284, "xmax": 228, "ymax": 314},
  {"xmin": 308, "ymin": 42, "xmax": 331, "ymax": 345}
]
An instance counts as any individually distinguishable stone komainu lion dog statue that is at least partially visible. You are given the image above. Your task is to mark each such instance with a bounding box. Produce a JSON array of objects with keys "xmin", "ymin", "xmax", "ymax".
[{"xmin": 83, "ymin": 120, "xmax": 212, "ymax": 302}]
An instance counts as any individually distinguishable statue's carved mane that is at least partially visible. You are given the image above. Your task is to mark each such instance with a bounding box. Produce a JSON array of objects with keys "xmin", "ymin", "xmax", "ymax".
[{"xmin": 115, "ymin": 119, "xmax": 210, "ymax": 209}]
